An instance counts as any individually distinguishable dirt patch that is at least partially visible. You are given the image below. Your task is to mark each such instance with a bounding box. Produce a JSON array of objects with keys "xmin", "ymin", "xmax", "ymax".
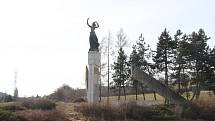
[{"xmin": 56, "ymin": 102, "xmax": 87, "ymax": 121}]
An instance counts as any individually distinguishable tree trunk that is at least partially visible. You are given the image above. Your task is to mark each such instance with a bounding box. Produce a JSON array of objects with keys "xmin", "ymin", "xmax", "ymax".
[
  {"xmin": 99, "ymin": 79, "xmax": 101, "ymax": 102},
  {"xmin": 153, "ymin": 91, "xmax": 157, "ymax": 100},
  {"xmin": 195, "ymin": 83, "xmax": 201, "ymax": 100},
  {"xmin": 190, "ymin": 60, "xmax": 200, "ymax": 101},
  {"xmin": 141, "ymin": 83, "xmax": 145, "ymax": 100},
  {"xmin": 164, "ymin": 49, "xmax": 169, "ymax": 104},
  {"xmin": 190, "ymin": 82, "xmax": 200, "ymax": 101},
  {"xmin": 177, "ymin": 65, "xmax": 181, "ymax": 94},
  {"xmin": 164, "ymin": 49, "xmax": 168, "ymax": 86},
  {"xmin": 135, "ymin": 86, "xmax": 138, "ymax": 100},
  {"xmin": 190, "ymin": 85, "xmax": 197, "ymax": 101},
  {"xmin": 123, "ymin": 85, "xmax": 126, "ymax": 100},
  {"xmin": 118, "ymin": 83, "xmax": 121, "ymax": 100},
  {"xmin": 185, "ymin": 85, "xmax": 189, "ymax": 100},
  {"xmin": 107, "ymin": 37, "xmax": 110, "ymax": 104}
]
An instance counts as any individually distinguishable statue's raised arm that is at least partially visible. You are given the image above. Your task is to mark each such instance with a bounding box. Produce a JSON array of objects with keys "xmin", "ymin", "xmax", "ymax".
[
  {"xmin": 87, "ymin": 18, "xmax": 91, "ymax": 28},
  {"xmin": 95, "ymin": 21, "xmax": 99, "ymax": 28}
]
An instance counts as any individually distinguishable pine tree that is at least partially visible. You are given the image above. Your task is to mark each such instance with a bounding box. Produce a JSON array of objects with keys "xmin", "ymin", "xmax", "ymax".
[
  {"xmin": 177, "ymin": 34, "xmax": 191, "ymax": 97},
  {"xmin": 208, "ymin": 47, "xmax": 215, "ymax": 93},
  {"xmin": 171, "ymin": 29, "xmax": 182, "ymax": 93},
  {"xmin": 171, "ymin": 30, "xmax": 191, "ymax": 94},
  {"xmin": 129, "ymin": 34, "xmax": 152, "ymax": 100},
  {"xmin": 187, "ymin": 29, "xmax": 210, "ymax": 100},
  {"xmin": 112, "ymin": 48, "xmax": 128, "ymax": 100},
  {"xmin": 153, "ymin": 28, "xmax": 172, "ymax": 86},
  {"xmin": 136, "ymin": 34, "xmax": 152, "ymax": 99},
  {"xmin": 137, "ymin": 34, "xmax": 151, "ymax": 73},
  {"xmin": 112, "ymin": 28, "xmax": 129, "ymax": 100},
  {"xmin": 129, "ymin": 45, "xmax": 141, "ymax": 100}
]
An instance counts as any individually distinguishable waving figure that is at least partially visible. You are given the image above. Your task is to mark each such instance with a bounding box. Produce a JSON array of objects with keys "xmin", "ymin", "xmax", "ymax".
[{"xmin": 87, "ymin": 18, "xmax": 100, "ymax": 51}]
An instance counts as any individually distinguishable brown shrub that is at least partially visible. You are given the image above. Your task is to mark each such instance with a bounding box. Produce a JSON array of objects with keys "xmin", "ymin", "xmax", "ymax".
[
  {"xmin": 0, "ymin": 103, "xmax": 25, "ymax": 112},
  {"xmin": 16, "ymin": 109, "xmax": 69, "ymax": 121},
  {"xmin": 21, "ymin": 99, "xmax": 56, "ymax": 110},
  {"xmin": 73, "ymin": 97, "xmax": 86, "ymax": 103},
  {"xmin": 75, "ymin": 103, "xmax": 125, "ymax": 121},
  {"xmin": 193, "ymin": 100, "xmax": 215, "ymax": 120},
  {"xmin": 75, "ymin": 102, "xmax": 177, "ymax": 121}
]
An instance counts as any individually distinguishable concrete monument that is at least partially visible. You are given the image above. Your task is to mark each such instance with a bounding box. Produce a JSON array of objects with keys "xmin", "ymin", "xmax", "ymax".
[{"xmin": 86, "ymin": 18, "xmax": 101, "ymax": 103}]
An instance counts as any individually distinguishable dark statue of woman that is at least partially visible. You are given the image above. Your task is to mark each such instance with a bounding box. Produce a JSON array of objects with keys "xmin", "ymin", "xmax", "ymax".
[{"xmin": 87, "ymin": 18, "xmax": 99, "ymax": 51}]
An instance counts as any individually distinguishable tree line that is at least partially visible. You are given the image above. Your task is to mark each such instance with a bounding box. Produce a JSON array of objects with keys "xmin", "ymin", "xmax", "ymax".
[{"xmin": 101, "ymin": 28, "xmax": 215, "ymax": 101}]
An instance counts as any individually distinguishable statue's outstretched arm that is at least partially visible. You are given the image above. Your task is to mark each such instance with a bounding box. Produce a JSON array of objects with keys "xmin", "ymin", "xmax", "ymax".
[
  {"xmin": 95, "ymin": 21, "xmax": 99, "ymax": 28},
  {"xmin": 87, "ymin": 18, "xmax": 91, "ymax": 27}
]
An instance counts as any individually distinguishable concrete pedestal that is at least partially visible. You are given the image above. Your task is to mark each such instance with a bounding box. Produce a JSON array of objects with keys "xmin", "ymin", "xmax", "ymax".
[{"xmin": 87, "ymin": 51, "xmax": 101, "ymax": 103}]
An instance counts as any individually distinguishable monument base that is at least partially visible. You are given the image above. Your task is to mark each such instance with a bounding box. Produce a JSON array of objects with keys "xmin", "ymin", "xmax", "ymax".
[{"xmin": 87, "ymin": 51, "xmax": 101, "ymax": 103}]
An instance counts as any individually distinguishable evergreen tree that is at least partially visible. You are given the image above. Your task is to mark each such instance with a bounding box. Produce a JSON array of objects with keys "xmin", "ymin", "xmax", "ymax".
[
  {"xmin": 209, "ymin": 47, "xmax": 215, "ymax": 93},
  {"xmin": 170, "ymin": 30, "xmax": 191, "ymax": 94},
  {"xmin": 171, "ymin": 29, "xmax": 182, "ymax": 93},
  {"xmin": 137, "ymin": 34, "xmax": 151, "ymax": 73},
  {"xmin": 112, "ymin": 48, "xmax": 129, "ymax": 100},
  {"xmin": 187, "ymin": 29, "xmax": 210, "ymax": 100},
  {"xmin": 129, "ymin": 34, "xmax": 152, "ymax": 100},
  {"xmin": 176, "ymin": 34, "xmax": 191, "ymax": 97},
  {"xmin": 113, "ymin": 28, "xmax": 129, "ymax": 100},
  {"xmin": 210, "ymin": 47, "xmax": 215, "ymax": 68},
  {"xmin": 136, "ymin": 34, "xmax": 152, "ymax": 99},
  {"xmin": 129, "ymin": 45, "xmax": 141, "ymax": 100},
  {"xmin": 153, "ymin": 28, "xmax": 172, "ymax": 86}
]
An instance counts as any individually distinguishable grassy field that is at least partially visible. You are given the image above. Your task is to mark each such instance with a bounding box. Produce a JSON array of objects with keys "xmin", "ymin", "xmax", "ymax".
[
  {"xmin": 47, "ymin": 92, "xmax": 215, "ymax": 121},
  {"xmin": 0, "ymin": 92, "xmax": 214, "ymax": 121},
  {"xmin": 101, "ymin": 93, "xmax": 165, "ymax": 103},
  {"xmin": 100, "ymin": 91, "xmax": 215, "ymax": 105}
]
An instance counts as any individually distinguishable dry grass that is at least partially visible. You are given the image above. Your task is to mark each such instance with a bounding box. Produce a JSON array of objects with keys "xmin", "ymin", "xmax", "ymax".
[
  {"xmin": 16, "ymin": 109, "xmax": 68, "ymax": 121},
  {"xmin": 101, "ymin": 93, "xmax": 165, "ymax": 103},
  {"xmin": 57, "ymin": 102, "xmax": 87, "ymax": 121},
  {"xmin": 193, "ymin": 92, "xmax": 215, "ymax": 112},
  {"xmin": 75, "ymin": 102, "xmax": 179, "ymax": 121},
  {"xmin": 0, "ymin": 92, "xmax": 214, "ymax": 121},
  {"xmin": 0, "ymin": 101, "xmax": 70, "ymax": 121}
]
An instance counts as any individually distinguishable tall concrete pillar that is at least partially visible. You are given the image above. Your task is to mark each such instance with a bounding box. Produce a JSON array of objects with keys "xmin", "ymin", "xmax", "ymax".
[{"xmin": 87, "ymin": 51, "xmax": 100, "ymax": 103}]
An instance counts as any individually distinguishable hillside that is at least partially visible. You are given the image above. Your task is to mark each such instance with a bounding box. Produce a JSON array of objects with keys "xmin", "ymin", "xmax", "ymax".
[{"xmin": 0, "ymin": 92, "xmax": 7, "ymax": 98}]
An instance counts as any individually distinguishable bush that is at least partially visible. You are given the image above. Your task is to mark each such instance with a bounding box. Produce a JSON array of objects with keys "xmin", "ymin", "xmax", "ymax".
[
  {"xmin": 16, "ymin": 109, "xmax": 69, "ymax": 121},
  {"xmin": 75, "ymin": 103, "xmax": 124, "ymax": 121},
  {"xmin": 0, "ymin": 109, "xmax": 27, "ymax": 121},
  {"xmin": 21, "ymin": 99, "xmax": 56, "ymax": 110},
  {"xmin": 73, "ymin": 97, "xmax": 86, "ymax": 103},
  {"xmin": 47, "ymin": 84, "xmax": 86, "ymax": 102},
  {"xmin": 0, "ymin": 104, "xmax": 25, "ymax": 112},
  {"xmin": 76, "ymin": 102, "xmax": 178, "ymax": 121},
  {"xmin": 192, "ymin": 100, "xmax": 215, "ymax": 120},
  {"xmin": 126, "ymin": 104, "xmax": 177, "ymax": 121}
]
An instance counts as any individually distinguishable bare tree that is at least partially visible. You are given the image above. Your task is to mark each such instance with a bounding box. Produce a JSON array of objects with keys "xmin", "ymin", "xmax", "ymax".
[
  {"xmin": 100, "ymin": 32, "xmax": 115, "ymax": 103},
  {"xmin": 116, "ymin": 28, "xmax": 127, "ymax": 48},
  {"xmin": 115, "ymin": 28, "xmax": 129, "ymax": 100},
  {"xmin": 99, "ymin": 37, "xmax": 108, "ymax": 102}
]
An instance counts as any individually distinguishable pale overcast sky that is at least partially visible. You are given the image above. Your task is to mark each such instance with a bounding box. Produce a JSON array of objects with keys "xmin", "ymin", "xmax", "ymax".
[{"xmin": 0, "ymin": 0, "xmax": 214, "ymax": 97}]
